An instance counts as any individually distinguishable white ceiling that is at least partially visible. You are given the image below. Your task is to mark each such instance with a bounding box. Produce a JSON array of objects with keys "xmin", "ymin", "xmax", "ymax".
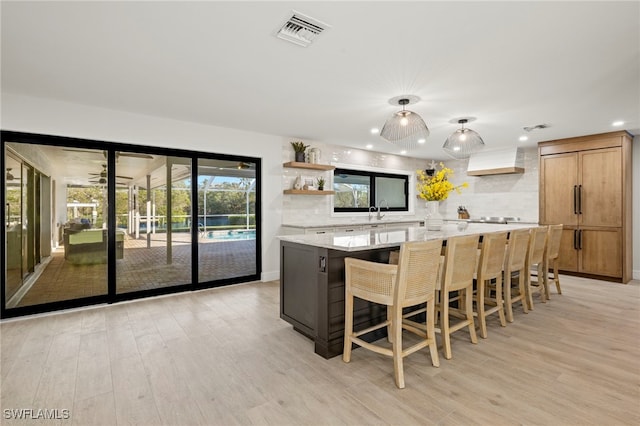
[{"xmin": 2, "ymin": 1, "xmax": 639, "ymax": 160}]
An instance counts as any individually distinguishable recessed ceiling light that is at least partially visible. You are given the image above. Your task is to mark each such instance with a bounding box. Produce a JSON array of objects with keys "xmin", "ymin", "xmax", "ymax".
[
  {"xmin": 370, "ymin": 127, "xmax": 379, "ymax": 134},
  {"xmin": 612, "ymin": 120, "xmax": 624, "ymax": 127},
  {"xmin": 418, "ymin": 138, "xmax": 426, "ymax": 144},
  {"xmin": 519, "ymin": 135, "xmax": 528, "ymax": 142},
  {"xmin": 365, "ymin": 144, "xmax": 373, "ymax": 149}
]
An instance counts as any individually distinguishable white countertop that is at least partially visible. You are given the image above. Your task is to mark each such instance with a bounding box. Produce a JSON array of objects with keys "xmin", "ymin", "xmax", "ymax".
[
  {"xmin": 278, "ymin": 223, "xmax": 536, "ymax": 252},
  {"xmin": 281, "ymin": 218, "xmax": 424, "ymax": 229}
]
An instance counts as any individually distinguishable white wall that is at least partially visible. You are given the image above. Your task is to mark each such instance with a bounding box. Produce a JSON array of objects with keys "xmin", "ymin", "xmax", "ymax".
[
  {"xmin": 441, "ymin": 147, "xmax": 539, "ymax": 223},
  {"xmin": 1, "ymin": 93, "xmax": 283, "ymax": 281},
  {"xmin": 280, "ymin": 141, "xmax": 431, "ymax": 226},
  {"xmin": 279, "ymin": 142, "xmax": 538, "ymax": 228}
]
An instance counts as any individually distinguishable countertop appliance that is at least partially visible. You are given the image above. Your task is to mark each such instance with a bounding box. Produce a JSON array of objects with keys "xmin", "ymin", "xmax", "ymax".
[{"xmin": 468, "ymin": 216, "xmax": 521, "ymax": 224}]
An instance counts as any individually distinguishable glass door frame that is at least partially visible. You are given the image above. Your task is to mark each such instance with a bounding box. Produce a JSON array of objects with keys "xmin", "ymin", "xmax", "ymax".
[{"xmin": 1, "ymin": 131, "xmax": 262, "ymax": 318}]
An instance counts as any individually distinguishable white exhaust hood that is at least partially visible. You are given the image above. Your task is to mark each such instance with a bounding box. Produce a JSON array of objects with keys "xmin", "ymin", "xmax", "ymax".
[{"xmin": 466, "ymin": 147, "xmax": 525, "ymax": 176}]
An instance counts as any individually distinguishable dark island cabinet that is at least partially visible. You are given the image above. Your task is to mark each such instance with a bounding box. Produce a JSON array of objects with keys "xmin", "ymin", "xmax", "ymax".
[{"xmin": 279, "ymin": 240, "xmax": 395, "ymax": 358}]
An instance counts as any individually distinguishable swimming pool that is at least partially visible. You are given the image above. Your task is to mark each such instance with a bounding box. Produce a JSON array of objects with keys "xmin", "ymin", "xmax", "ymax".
[{"xmin": 204, "ymin": 229, "xmax": 256, "ymax": 241}]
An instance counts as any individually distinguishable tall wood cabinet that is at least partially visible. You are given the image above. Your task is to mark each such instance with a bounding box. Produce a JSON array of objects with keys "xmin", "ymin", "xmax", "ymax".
[{"xmin": 539, "ymin": 131, "xmax": 633, "ymax": 283}]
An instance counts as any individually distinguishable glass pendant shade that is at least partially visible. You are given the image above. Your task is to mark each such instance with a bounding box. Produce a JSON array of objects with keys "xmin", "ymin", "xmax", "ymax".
[
  {"xmin": 443, "ymin": 119, "xmax": 485, "ymax": 159},
  {"xmin": 380, "ymin": 98, "xmax": 430, "ymax": 150}
]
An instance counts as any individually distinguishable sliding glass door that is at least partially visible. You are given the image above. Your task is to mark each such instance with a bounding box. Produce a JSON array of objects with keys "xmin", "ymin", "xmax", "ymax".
[
  {"xmin": 197, "ymin": 158, "xmax": 257, "ymax": 283},
  {"xmin": 2, "ymin": 132, "xmax": 261, "ymax": 318},
  {"xmin": 5, "ymin": 153, "xmax": 23, "ymax": 303},
  {"xmin": 115, "ymin": 154, "xmax": 193, "ymax": 294},
  {"xmin": 4, "ymin": 144, "xmax": 110, "ymax": 308}
]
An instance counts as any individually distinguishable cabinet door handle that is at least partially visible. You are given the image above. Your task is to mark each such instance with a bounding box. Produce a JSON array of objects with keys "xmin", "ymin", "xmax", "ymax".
[
  {"xmin": 573, "ymin": 229, "xmax": 578, "ymax": 250},
  {"xmin": 578, "ymin": 185, "xmax": 583, "ymax": 214},
  {"xmin": 573, "ymin": 185, "xmax": 578, "ymax": 215},
  {"xmin": 319, "ymin": 256, "xmax": 326, "ymax": 272},
  {"xmin": 579, "ymin": 229, "xmax": 583, "ymax": 250}
]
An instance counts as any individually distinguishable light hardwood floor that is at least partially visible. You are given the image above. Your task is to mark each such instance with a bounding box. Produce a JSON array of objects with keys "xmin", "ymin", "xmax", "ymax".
[{"xmin": 1, "ymin": 275, "xmax": 639, "ymax": 425}]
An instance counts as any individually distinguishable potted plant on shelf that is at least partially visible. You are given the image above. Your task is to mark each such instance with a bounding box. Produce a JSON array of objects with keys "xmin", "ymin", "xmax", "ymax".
[
  {"xmin": 316, "ymin": 176, "xmax": 325, "ymax": 191},
  {"xmin": 290, "ymin": 141, "xmax": 309, "ymax": 163}
]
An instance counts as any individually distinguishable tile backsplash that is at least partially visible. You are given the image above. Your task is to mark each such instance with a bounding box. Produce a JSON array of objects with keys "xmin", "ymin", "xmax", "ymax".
[
  {"xmin": 441, "ymin": 147, "xmax": 539, "ymax": 222},
  {"xmin": 281, "ymin": 140, "xmax": 539, "ymax": 225}
]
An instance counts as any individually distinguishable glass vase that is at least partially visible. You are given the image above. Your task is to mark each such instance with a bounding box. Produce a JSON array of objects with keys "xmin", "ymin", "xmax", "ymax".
[{"xmin": 425, "ymin": 201, "xmax": 444, "ymax": 231}]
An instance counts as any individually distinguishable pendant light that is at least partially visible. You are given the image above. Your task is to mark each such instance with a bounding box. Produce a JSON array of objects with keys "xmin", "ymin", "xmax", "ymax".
[
  {"xmin": 443, "ymin": 117, "xmax": 485, "ymax": 159},
  {"xmin": 380, "ymin": 96, "xmax": 430, "ymax": 150}
]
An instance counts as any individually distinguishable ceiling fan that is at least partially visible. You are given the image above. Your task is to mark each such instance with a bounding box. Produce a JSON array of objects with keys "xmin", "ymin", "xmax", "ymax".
[
  {"xmin": 63, "ymin": 148, "xmax": 153, "ymax": 160},
  {"xmin": 6, "ymin": 168, "xmax": 18, "ymax": 181},
  {"xmin": 88, "ymin": 164, "xmax": 133, "ymax": 185}
]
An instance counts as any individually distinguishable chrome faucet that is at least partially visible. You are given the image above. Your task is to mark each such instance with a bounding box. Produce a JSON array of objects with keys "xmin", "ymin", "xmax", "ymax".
[
  {"xmin": 368, "ymin": 206, "xmax": 376, "ymax": 221},
  {"xmin": 377, "ymin": 199, "xmax": 389, "ymax": 220}
]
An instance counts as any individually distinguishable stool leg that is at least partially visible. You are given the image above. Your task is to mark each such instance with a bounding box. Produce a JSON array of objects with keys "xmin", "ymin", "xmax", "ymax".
[
  {"xmin": 505, "ymin": 272, "xmax": 514, "ymax": 323},
  {"xmin": 426, "ymin": 299, "xmax": 440, "ymax": 368},
  {"xmin": 518, "ymin": 272, "xmax": 529, "ymax": 314},
  {"xmin": 544, "ymin": 259, "xmax": 552, "ymax": 301},
  {"xmin": 387, "ymin": 305, "xmax": 394, "ymax": 343},
  {"xmin": 343, "ymin": 292, "xmax": 354, "ymax": 362},
  {"xmin": 495, "ymin": 274, "xmax": 506, "ymax": 327},
  {"xmin": 553, "ymin": 260, "xmax": 562, "ymax": 294},
  {"xmin": 391, "ymin": 306, "xmax": 405, "ymax": 389},
  {"xmin": 465, "ymin": 286, "xmax": 478, "ymax": 344},
  {"xmin": 477, "ymin": 277, "xmax": 488, "ymax": 339},
  {"xmin": 441, "ymin": 291, "xmax": 452, "ymax": 360},
  {"xmin": 539, "ymin": 263, "xmax": 547, "ymax": 304}
]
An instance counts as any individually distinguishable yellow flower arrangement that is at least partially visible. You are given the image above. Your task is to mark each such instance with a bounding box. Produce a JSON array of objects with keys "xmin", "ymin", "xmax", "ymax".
[{"xmin": 416, "ymin": 163, "xmax": 468, "ymax": 201}]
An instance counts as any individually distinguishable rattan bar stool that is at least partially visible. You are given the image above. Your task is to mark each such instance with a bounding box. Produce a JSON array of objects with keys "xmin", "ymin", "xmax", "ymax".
[
  {"xmin": 434, "ymin": 234, "xmax": 479, "ymax": 360},
  {"xmin": 504, "ymin": 228, "xmax": 531, "ymax": 323},
  {"xmin": 343, "ymin": 239, "xmax": 443, "ymax": 388},
  {"xmin": 473, "ymin": 231, "xmax": 509, "ymax": 339},
  {"xmin": 525, "ymin": 226, "xmax": 549, "ymax": 310},
  {"xmin": 543, "ymin": 224, "xmax": 564, "ymax": 299}
]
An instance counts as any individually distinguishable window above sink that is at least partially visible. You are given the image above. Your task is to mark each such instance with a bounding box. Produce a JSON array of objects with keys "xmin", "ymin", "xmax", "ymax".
[{"xmin": 333, "ymin": 167, "xmax": 409, "ymax": 214}]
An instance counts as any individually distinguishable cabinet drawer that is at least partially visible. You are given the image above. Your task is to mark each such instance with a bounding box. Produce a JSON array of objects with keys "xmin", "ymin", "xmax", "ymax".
[
  {"xmin": 305, "ymin": 227, "xmax": 335, "ymax": 235},
  {"xmin": 335, "ymin": 226, "xmax": 362, "ymax": 233},
  {"xmin": 362, "ymin": 224, "xmax": 385, "ymax": 230},
  {"xmin": 386, "ymin": 221, "xmax": 421, "ymax": 229}
]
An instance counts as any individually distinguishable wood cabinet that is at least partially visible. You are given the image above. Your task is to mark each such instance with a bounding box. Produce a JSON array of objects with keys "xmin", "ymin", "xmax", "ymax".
[{"xmin": 539, "ymin": 131, "xmax": 632, "ymax": 283}]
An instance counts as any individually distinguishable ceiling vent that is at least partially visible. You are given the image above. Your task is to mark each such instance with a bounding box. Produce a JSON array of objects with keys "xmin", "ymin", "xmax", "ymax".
[{"xmin": 276, "ymin": 11, "xmax": 330, "ymax": 47}]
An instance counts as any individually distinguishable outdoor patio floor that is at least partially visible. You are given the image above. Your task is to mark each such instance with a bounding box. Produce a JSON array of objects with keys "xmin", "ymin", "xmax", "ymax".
[{"xmin": 15, "ymin": 235, "xmax": 257, "ymax": 308}]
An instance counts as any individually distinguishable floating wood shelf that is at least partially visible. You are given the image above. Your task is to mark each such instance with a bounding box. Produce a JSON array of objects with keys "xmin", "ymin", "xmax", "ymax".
[
  {"xmin": 283, "ymin": 162, "xmax": 335, "ymax": 171},
  {"xmin": 283, "ymin": 189, "xmax": 335, "ymax": 195},
  {"xmin": 467, "ymin": 166, "xmax": 524, "ymax": 176}
]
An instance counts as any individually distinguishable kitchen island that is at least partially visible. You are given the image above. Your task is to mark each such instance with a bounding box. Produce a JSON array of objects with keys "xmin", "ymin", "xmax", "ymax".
[
  {"xmin": 280, "ymin": 218, "xmax": 424, "ymax": 235},
  {"xmin": 279, "ymin": 223, "xmax": 535, "ymax": 359}
]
